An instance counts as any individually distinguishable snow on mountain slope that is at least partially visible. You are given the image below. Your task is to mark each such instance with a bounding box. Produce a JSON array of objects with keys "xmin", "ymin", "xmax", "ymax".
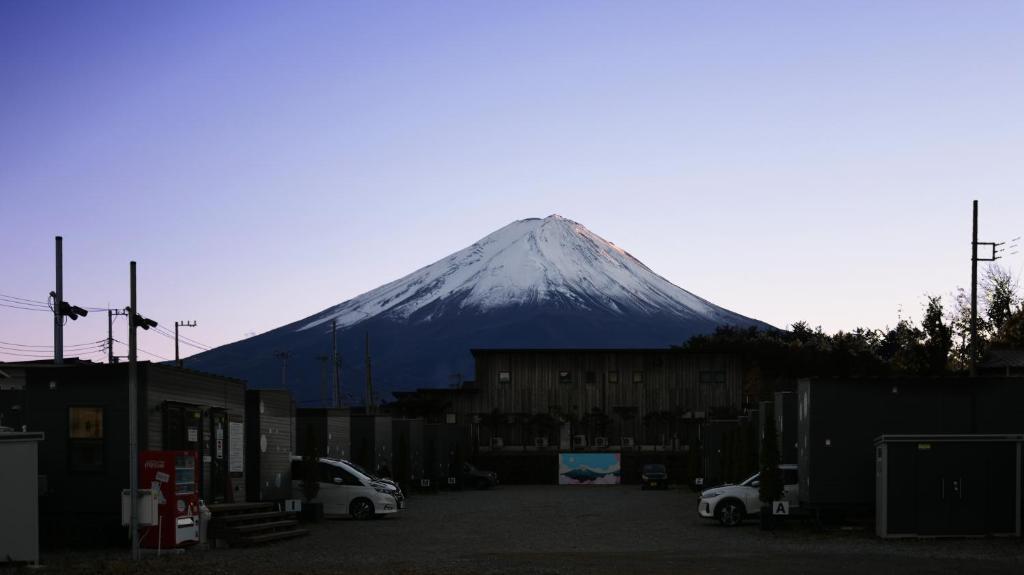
[{"xmin": 301, "ymin": 214, "xmax": 735, "ymax": 331}]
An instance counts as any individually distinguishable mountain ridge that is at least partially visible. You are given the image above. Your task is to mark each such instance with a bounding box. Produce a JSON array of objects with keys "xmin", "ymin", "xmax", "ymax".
[{"xmin": 185, "ymin": 215, "xmax": 770, "ymax": 404}]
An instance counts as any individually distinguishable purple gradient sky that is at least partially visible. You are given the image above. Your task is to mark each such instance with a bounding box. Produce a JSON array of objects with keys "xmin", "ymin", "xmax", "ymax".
[{"xmin": 2, "ymin": 1, "xmax": 1022, "ymax": 363}]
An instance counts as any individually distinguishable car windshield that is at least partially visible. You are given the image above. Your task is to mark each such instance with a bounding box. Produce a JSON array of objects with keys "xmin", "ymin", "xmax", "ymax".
[
  {"xmin": 336, "ymin": 460, "xmax": 375, "ymax": 482},
  {"xmin": 739, "ymin": 473, "xmax": 759, "ymax": 486},
  {"xmin": 643, "ymin": 464, "xmax": 665, "ymax": 473}
]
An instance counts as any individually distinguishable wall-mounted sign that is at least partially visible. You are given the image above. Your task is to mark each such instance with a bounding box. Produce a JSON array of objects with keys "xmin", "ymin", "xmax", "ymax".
[{"xmin": 229, "ymin": 422, "xmax": 244, "ymax": 473}]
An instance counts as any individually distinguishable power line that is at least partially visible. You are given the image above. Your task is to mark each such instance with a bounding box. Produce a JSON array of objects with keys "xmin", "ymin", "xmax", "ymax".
[
  {"xmin": 0, "ymin": 293, "xmax": 50, "ymax": 306},
  {"xmin": 0, "ymin": 344, "xmax": 105, "ymax": 355},
  {"xmin": 153, "ymin": 324, "xmax": 212, "ymax": 350},
  {"xmin": 0, "ymin": 339, "xmax": 105, "ymax": 349},
  {"xmin": 151, "ymin": 326, "xmax": 211, "ymax": 351},
  {"xmin": 112, "ymin": 338, "xmax": 171, "ymax": 362},
  {"xmin": 0, "ymin": 345, "xmax": 106, "ymax": 358},
  {"xmin": 0, "ymin": 302, "xmax": 50, "ymax": 312}
]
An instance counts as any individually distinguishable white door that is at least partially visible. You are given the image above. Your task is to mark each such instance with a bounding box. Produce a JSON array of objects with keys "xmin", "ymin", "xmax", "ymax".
[
  {"xmin": 320, "ymin": 462, "xmax": 368, "ymax": 516},
  {"xmin": 317, "ymin": 462, "xmax": 349, "ymax": 514}
]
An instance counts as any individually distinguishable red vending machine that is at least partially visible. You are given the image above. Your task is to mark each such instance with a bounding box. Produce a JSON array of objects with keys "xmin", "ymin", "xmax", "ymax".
[{"xmin": 140, "ymin": 450, "xmax": 200, "ymax": 549}]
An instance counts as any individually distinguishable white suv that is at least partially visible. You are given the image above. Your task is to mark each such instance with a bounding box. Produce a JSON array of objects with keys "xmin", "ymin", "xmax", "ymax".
[
  {"xmin": 697, "ymin": 464, "xmax": 799, "ymax": 526},
  {"xmin": 290, "ymin": 457, "xmax": 402, "ymax": 519}
]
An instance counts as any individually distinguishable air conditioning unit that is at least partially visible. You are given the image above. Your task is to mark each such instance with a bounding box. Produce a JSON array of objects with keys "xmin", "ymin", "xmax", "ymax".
[
  {"xmin": 593, "ymin": 437, "xmax": 609, "ymax": 448},
  {"xmin": 490, "ymin": 437, "xmax": 504, "ymax": 449},
  {"xmin": 621, "ymin": 436, "xmax": 635, "ymax": 448},
  {"xmin": 572, "ymin": 435, "xmax": 587, "ymax": 449},
  {"xmin": 533, "ymin": 437, "xmax": 549, "ymax": 447}
]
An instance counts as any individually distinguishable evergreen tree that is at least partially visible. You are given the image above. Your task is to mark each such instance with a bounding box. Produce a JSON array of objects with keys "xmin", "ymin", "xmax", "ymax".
[{"xmin": 921, "ymin": 295, "xmax": 953, "ymax": 373}]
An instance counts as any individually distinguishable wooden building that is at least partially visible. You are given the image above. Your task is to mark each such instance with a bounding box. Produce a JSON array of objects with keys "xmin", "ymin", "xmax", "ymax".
[
  {"xmin": 245, "ymin": 389, "xmax": 294, "ymax": 502},
  {"xmin": 462, "ymin": 348, "xmax": 742, "ymax": 449},
  {"xmin": 295, "ymin": 407, "xmax": 351, "ymax": 460},
  {"xmin": 0, "ymin": 360, "xmax": 247, "ymax": 546},
  {"xmin": 351, "ymin": 414, "xmax": 393, "ymax": 475}
]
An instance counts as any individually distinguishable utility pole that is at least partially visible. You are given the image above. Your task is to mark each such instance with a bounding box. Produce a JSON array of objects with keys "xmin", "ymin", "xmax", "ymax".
[
  {"xmin": 108, "ymin": 310, "xmax": 114, "ymax": 363},
  {"xmin": 107, "ymin": 309, "xmax": 128, "ymax": 363},
  {"xmin": 174, "ymin": 321, "xmax": 198, "ymax": 368},
  {"xmin": 275, "ymin": 351, "xmax": 290, "ymax": 388},
  {"xmin": 364, "ymin": 332, "xmax": 374, "ymax": 415},
  {"xmin": 52, "ymin": 236, "xmax": 88, "ymax": 364},
  {"xmin": 316, "ymin": 354, "xmax": 329, "ymax": 407},
  {"xmin": 125, "ymin": 262, "xmax": 157, "ymax": 561},
  {"xmin": 54, "ymin": 236, "xmax": 63, "ymax": 365},
  {"xmin": 128, "ymin": 262, "xmax": 139, "ymax": 561},
  {"xmin": 970, "ymin": 200, "xmax": 1003, "ymax": 376},
  {"xmin": 332, "ymin": 319, "xmax": 341, "ymax": 408}
]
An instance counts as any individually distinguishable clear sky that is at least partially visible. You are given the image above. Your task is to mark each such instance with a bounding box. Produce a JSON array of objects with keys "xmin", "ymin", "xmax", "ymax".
[{"xmin": 1, "ymin": 1, "xmax": 1022, "ymax": 363}]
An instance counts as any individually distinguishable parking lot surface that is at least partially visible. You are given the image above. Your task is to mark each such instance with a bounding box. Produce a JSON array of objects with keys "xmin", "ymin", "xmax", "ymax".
[{"xmin": 44, "ymin": 486, "xmax": 1024, "ymax": 574}]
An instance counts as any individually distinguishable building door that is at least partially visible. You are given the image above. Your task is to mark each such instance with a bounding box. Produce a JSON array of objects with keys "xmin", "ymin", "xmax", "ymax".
[
  {"xmin": 163, "ymin": 403, "xmax": 203, "ymax": 452},
  {"xmin": 210, "ymin": 409, "xmax": 228, "ymax": 503},
  {"xmin": 163, "ymin": 402, "xmax": 207, "ymax": 500}
]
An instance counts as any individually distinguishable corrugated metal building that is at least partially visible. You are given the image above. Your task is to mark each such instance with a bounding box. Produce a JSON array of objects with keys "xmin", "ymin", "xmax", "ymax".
[{"xmin": 798, "ymin": 376, "xmax": 1024, "ymax": 512}]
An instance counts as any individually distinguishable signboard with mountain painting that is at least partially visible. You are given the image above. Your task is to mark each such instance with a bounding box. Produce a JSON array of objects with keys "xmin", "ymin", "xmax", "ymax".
[{"xmin": 558, "ymin": 453, "xmax": 621, "ymax": 485}]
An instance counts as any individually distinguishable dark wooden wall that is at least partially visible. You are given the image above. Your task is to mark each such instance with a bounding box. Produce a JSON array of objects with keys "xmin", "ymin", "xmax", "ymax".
[{"xmin": 146, "ymin": 364, "xmax": 247, "ymax": 502}]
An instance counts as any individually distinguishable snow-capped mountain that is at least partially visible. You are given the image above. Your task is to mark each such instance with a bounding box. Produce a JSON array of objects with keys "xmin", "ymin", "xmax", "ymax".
[
  {"xmin": 186, "ymin": 215, "xmax": 769, "ymax": 405},
  {"xmin": 301, "ymin": 215, "xmax": 735, "ymax": 330}
]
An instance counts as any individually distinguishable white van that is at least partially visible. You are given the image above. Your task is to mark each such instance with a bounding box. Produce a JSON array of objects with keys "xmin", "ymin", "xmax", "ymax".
[{"xmin": 290, "ymin": 457, "xmax": 400, "ymax": 519}]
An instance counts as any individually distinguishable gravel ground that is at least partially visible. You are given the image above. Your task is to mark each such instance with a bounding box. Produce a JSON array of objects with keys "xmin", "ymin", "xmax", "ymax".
[{"xmin": 30, "ymin": 486, "xmax": 1024, "ymax": 574}]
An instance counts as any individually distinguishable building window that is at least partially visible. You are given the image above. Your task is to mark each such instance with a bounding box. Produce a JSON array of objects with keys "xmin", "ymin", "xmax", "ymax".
[
  {"xmin": 69, "ymin": 406, "xmax": 104, "ymax": 473},
  {"xmin": 445, "ymin": 413, "xmax": 457, "ymax": 424},
  {"xmin": 498, "ymin": 371, "xmax": 511, "ymax": 384},
  {"xmin": 558, "ymin": 371, "xmax": 572, "ymax": 384},
  {"xmin": 608, "ymin": 371, "xmax": 619, "ymax": 384},
  {"xmin": 584, "ymin": 371, "xmax": 596, "ymax": 384},
  {"xmin": 632, "ymin": 371, "xmax": 644, "ymax": 384},
  {"xmin": 699, "ymin": 370, "xmax": 726, "ymax": 384}
]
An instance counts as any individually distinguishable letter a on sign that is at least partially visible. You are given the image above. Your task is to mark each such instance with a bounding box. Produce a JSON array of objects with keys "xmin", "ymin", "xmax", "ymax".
[{"xmin": 773, "ymin": 501, "xmax": 790, "ymax": 516}]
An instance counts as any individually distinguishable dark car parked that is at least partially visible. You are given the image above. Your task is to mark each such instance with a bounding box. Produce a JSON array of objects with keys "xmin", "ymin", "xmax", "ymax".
[
  {"xmin": 461, "ymin": 462, "xmax": 499, "ymax": 489},
  {"xmin": 640, "ymin": 464, "xmax": 669, "ymax": 490}
]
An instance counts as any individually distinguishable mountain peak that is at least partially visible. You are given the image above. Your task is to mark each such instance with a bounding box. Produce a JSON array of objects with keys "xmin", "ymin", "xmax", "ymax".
[{"xmin": 298, "ymin": 216, "xmax": 754, "ymax": 333}]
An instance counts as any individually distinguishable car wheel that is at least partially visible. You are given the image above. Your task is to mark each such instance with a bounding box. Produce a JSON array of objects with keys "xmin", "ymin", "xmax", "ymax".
[
  {"xmin": 350, "ymin": 498, "xmax": 375, "ymax": 520},
  {"xmin": 716, "ymin": 500, "xmax": 745, "ymax": 527}
]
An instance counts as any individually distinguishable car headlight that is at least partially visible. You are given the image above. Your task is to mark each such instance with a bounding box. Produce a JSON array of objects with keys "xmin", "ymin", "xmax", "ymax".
[
  {"xmin": 373, "ymin": 486, "xmax": 390, "ymax": 494},
  {"xmin": 701, "ymin": 491, "xmax": 722, "ymax": 499}
]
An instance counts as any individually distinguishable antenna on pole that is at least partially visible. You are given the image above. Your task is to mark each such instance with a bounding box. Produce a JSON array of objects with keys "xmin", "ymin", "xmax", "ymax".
[
  {"xmin": 970, "ymin": 200, "xmax": 1004, "ymax": 376},
  {"xmin": 316, "ymin": 354, "xmax": 329, "ymax": 407},
  {"xmin": 274, "ymin": 351, "xmax": 290, "ymax": 389},
  {"xmin": 332, "ymin": 319, "xmax": 341, "ymax": 408},
  {"xmin": 365, "ymin": 331, "xmax": 374, "ymax": 414}
]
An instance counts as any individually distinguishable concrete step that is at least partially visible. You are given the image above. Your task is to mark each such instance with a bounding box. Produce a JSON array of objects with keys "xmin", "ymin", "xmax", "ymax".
[
  {"xmin": 233, "ymin": 519, "xmax": 299, "ymax": 534},
  {"xmin": 242, "ymin": 528, "xmax": 309, "ymax": 546},
  {"xmin": 217, "ymin": 510, "xmax": 293, "ymax": 524},
  {"xmin": 207, "ymin": 502, "xmax": 275, "ymax": 515}
]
